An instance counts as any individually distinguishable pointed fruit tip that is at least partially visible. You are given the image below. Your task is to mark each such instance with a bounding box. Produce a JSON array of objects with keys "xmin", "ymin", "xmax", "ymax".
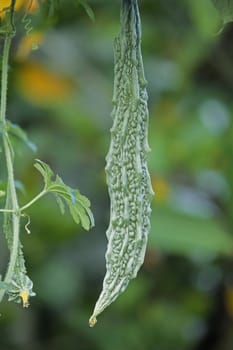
[{"xmin": 89, "ymin": 316, "xmax": 97, "ymax": 328}]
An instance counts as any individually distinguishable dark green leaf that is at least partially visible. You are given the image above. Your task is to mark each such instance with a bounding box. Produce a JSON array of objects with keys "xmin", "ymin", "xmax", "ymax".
[
  {"xmin": 149, "ymin": 205, "xmax": 233, "ymax": 257},
  {"xmin": 212, "ymin": 0, "xmax": 233, "ymax": 25},
  {"xmin": 69, "ymin": 200, "xmax": 90, "ymax": 230},
  {"xmin": 79, "ymin": 0, "xmax": 95, "ymax": 21},
  {"xmin": 34, "ymin": 159, "xmax": 53, "ymax": 189},
  {"xmin": 54, "ymin": 194, "xmax": 65, "ymax": 214}
]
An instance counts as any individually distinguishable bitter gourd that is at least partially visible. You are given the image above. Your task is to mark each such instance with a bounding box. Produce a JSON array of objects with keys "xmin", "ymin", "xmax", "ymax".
[{"xmin": 89, "ymin": 0, "xmax": 153, "ymax": 326}]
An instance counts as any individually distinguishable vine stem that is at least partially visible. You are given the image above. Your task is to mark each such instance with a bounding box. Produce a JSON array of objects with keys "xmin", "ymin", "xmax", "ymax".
[
  {"xmin": 0, "ymin": 33, "xmax": 20, "ymax": 302},
  {"xmin": 0, "ymin": 209, "xmax": 14, "ymax": 212},
  {"xmin": 0, "ymin": 34, "xmax": 11, "ymax": 125},
  {"xmin": 0, "ymin": 189, "xmax": 47, "ymax": 213},
  {"xmin": 20, "ymin": 189, "xmax": 46, "ymax": 211}
]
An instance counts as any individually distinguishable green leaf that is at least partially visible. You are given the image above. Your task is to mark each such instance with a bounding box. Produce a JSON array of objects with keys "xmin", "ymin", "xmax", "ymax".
[
  {"xmin": 54, "ymin": 193, "xmax": 65, "ymax": 214},
  {"xmin": 149, "ymin": 205, "xmax": 233, "ymax": 257},
  {"xmin": 39, "ymin": 0, "xmax": 60, "ymax": 17},
  {"xmin": 34, "ymin": 159, "xmax": 53, "ymax": 188},
  {"xmin": 212, "ymin": 0, "xmax": 233, "ymax": 25},
  {"xmin": 6, "ymin": 121, "xmax": 37, "ymax": 152},
  {"xmin": 78, "ymin": 0, "xmax": 95, "ymax": 21},
  {"xmin": 68, "ymin": 195, "xmax": 91, "ymax": 230},
  {"xmin": 34, "ymin": 159, "xmax": 94, "ymax": 230}
]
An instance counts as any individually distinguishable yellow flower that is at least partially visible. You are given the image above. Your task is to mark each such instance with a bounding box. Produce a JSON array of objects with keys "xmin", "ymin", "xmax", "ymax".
[
  {"xmin": 16, "ymin": 61, "xmax": 74, "ymax": 106},
  {"xmin": 0, "ymin": 0, "xmax": 38, "ymax": 17},
  {"xmin": 20, "ymin": 289, "xmax": 30, "ymax": 308}
]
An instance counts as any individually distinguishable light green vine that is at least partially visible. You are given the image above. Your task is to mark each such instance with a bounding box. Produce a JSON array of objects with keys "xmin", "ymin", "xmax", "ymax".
[{"xmin": 0, "ymin": 0, "xmax": 94, "ymax": 308}]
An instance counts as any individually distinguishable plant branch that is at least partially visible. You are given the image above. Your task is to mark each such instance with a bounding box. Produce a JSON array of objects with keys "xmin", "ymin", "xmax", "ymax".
[
  {"xmin": 0, "ymin": 34, "xmax": 11, "ymax": 126},
  {"xmin": 20, "ymin": 189, "xmax": 47, "ymax": 211},
  {"xmin": 0, "ymin": 209, "xmax": 15, "ymax": 213},
  {"xmin": 0, "ymin": 31, "xmax": 20, "ymax": 302},
  {"xmin": 0, "ymin": 189, "xmax": 47, "ymax": 214},
  {"xmin": 1, "ymin": 137, "xmax": 20, "ymax": 282}
]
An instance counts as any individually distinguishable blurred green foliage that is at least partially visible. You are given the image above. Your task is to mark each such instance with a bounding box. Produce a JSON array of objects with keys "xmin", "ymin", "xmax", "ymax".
[
  {"xmin": 212, "ymin": 0, "xmax": 233, "ymax": 26},
  {"xmin": 1, "ymin": 0, "xmax": 233, "ymax": 349}
]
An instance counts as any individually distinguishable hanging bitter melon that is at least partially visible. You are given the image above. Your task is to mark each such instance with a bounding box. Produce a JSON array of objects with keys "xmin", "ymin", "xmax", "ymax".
[{"xmin": 89, "ymin": 0, "xmax": 154, "ymax": 327}]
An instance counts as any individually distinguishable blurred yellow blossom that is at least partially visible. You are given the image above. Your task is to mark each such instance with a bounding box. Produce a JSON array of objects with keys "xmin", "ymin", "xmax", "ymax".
[
  {"xmin": 16, "ymin": 31, "xmax": 44, "ymax": 60},
  {"xmin": 16, "ymin": 61, "xmax": 74, "ymax": 106},
  {"xmin": 0, "ymin": 0, "xmax": 39, "ymax": 16},
  {"xmin": 25, "ymin": 0, "xmax": 39, "ymax": 13}
]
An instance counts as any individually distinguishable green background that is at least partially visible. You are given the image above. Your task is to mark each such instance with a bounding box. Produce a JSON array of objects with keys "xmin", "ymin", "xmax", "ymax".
[{"xmin": 0, "ymin": 0, "xmax": 233, "ymax": 349}]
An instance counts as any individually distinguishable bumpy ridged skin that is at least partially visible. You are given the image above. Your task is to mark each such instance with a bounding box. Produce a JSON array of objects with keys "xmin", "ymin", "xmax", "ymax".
[{"xmin": 89, "ymin": 0, "xmax": 154, "ymax": 327}]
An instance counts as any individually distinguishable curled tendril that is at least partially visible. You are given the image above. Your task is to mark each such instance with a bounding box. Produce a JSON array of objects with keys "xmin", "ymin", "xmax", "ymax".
[
  {"xmin": 21, "ymin": 0, "xmax": 39, "ymax": 50},
  {"xmin": 21, "ymin": 213, "xmax": 31, "ymax": 234}
]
